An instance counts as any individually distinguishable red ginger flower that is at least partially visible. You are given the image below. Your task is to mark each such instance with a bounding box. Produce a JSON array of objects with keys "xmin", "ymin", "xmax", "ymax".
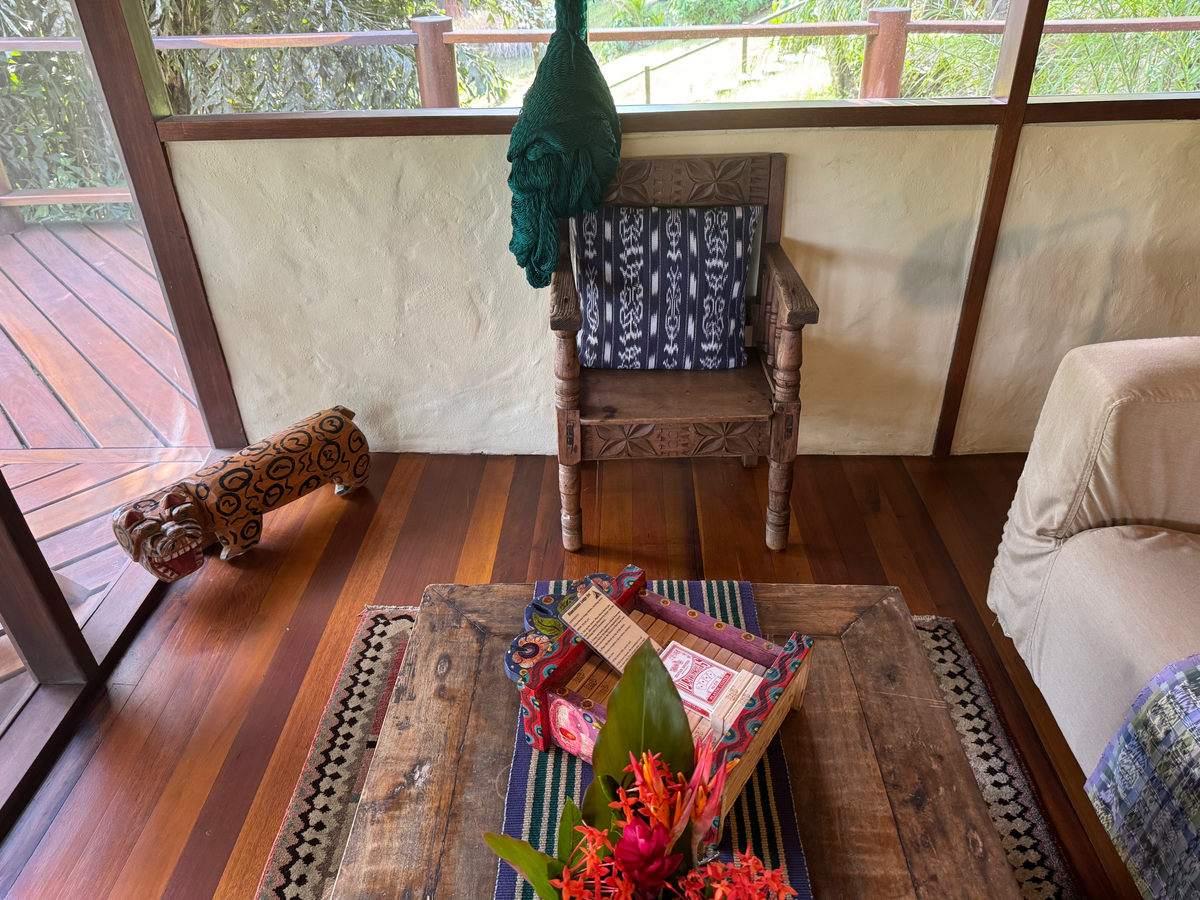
[{"xmin": 613, "ymin": 819, "xmax": 683, "ymax": 896}]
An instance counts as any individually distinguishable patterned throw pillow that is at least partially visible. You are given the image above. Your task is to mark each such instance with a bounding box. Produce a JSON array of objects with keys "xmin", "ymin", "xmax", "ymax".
[{"xmin": 571, "ymin": 205, "xmax": 760, "ymax": 370}]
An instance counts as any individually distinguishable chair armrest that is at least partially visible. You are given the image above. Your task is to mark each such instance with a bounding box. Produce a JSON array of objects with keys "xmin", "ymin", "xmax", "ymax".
[
  {"xmin": 550, "ymin": 256, "xmax": 582, "ymax": 333},
  {"xmin": 764, "ymin": 243, "xmax": 819, "ymax": 327}
]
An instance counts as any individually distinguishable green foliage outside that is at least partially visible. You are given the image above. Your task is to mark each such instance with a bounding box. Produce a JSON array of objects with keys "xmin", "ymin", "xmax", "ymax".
[
  {"xmin": 1033, "ymin": 0, "xmax": 1200, "ymax": 93},
  {"xmin": 142, "ymin": 0, "xmax": 507, "ymax": 115},
  {"xmin": 1, "ymin": 0, "xmax": 129, "ymax": 219},
  {"xmin": 771, "ymin": 0, "xmax": 1199, "ymax": 99}
]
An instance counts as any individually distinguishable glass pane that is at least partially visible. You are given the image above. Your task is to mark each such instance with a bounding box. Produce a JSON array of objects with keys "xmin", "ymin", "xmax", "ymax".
[
  {"xmin": 147, "ymin": 0, "xmax": 456, "ymax": 113},
  {"xmin": 1, "ymin": 0, "xmax": 130, "ymax": 220},
  {"xmin": 683, "ymin": 0, "xmax": 1008, "ymax": 101},
  {"xmin": 147, "ymin": 0, "xmax": 1012, "ymax": 111},
  {"xmin": 1, "ymin": 1, "xmax": 211, "ymax": 626},
  {"xmin": 481, "ymin": 0, "xmax": 1014, "ymax": 105},
  {"xmin": 1032, "ymin": 0, "xmax": 1200, "ymax": 94}
]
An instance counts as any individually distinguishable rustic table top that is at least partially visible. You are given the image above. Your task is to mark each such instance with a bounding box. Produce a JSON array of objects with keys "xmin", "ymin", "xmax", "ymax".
[{"xmin": 331, "ymin": 583, "xmax": 1021, "ymax": 900}]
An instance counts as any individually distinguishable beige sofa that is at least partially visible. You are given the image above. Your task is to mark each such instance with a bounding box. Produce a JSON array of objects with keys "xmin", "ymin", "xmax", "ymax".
[{"xmin": 988, "ymin": 337, "xmax": 1200, "ymax": 775}]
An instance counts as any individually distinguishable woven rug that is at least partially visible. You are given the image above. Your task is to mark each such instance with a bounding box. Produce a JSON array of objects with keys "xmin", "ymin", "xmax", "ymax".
[
  {"xmin": 913, "ymin": 616, "xmax": 1079, "ymax": 900},
  {"xmin": 256, "ymin": 607, "xmax": 416, "ymax": 900},
  {"xmin": 256, "ymin": 605, "xmax": 1081, "ymax": 900},
  {"xmin": 496, "ymin": 580, "xmax": 812, "ymax": 900}
]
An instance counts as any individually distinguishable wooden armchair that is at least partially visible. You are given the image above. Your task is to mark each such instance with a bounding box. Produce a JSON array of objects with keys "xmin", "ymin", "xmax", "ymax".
[{"xmin": 550, "ymin": 154, "xmax": 819, "ymax": 552}]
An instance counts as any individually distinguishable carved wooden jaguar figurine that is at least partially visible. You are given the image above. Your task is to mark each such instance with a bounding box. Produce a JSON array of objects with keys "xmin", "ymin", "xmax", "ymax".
[{"xmin": 112, "ymin": 406, "xmax": 370, "ymax": 582}]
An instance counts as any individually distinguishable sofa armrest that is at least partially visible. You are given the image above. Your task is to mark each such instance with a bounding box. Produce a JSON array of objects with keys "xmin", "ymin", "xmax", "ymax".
[
  {"xmin": 989, "ymin": 337, "xmax": 1200, "ymax": 658},
  {"xmin": 763, "ymin": 243, "xmax": 819, "ymax": 327},
  {"xmin": 550, "ymin": 255, "xmax": 581, "ymax": 333}
]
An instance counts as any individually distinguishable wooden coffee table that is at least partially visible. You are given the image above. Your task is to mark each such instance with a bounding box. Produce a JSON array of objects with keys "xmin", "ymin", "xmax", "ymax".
[{"xmin": 331, "ymin": 583, "xmax": 1021, "ymax": 900}]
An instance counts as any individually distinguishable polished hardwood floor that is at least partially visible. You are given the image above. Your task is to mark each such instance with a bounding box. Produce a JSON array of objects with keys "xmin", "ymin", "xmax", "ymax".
[{"xmin": 0, "ymin": 453, "xmax": 1135, "ymax": 899}]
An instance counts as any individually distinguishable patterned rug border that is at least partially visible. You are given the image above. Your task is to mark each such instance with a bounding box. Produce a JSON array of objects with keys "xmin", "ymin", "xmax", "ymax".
[
  {"xmin": 255, "ymin": 605, "xmax": 419, "ymax": 900},
  {"xmin": 914, "ymin": 615, "xmax": 1080, "ymax": 900}
]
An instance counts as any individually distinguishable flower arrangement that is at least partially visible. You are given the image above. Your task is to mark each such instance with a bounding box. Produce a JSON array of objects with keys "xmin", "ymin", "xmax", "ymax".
[{"xmin": 486, "ymin": 643, "xmax": 796, "ymax": 900}]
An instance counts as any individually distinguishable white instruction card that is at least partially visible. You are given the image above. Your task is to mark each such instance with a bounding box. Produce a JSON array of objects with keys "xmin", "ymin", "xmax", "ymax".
[{"xmin": 562, "ymin": 585, "xmax": 653, "ymax": 672}]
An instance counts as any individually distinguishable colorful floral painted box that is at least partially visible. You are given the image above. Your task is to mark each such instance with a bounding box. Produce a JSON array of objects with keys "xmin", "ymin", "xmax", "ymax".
[{"xmin": 504, "ymin": 565, "xmax": 813, "ymax": 815}]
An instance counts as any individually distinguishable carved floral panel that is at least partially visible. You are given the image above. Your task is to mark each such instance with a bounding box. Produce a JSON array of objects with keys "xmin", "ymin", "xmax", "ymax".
[
  {"xmin": 582, "ymin": 421, "xmax": 769, "ymax": 459},
  {"xmin": 604, "ymin": 156, "xmax": 772, "ymax": 208}
]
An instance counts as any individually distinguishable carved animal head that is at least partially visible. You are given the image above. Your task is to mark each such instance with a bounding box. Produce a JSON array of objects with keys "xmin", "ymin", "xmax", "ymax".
[{"xmin": 112, "ymin": 485, "xmax": 212, "ymax": 582}]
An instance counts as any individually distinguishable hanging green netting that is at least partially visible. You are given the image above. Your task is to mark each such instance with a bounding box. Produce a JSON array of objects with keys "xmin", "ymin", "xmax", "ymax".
[{"xmin": 507, "ymin": 0, "xmax": 621, "ymax": 289}]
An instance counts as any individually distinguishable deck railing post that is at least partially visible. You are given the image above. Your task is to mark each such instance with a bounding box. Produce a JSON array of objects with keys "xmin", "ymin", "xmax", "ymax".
[
  {"xmin": 860, "ymin": 7, "xmax": 911, "ymax": 98},
  {"xmin": 0, "ymin": 158, "xmax": 23, "ymax": 235},
  {"xmin": 413, "ymin": 16, "xmax": 460, "ymax": 108}
]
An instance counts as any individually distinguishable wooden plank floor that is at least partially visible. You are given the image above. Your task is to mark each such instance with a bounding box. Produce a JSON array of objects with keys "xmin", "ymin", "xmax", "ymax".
[
  {"xmin": 0, "ymin": 220, "xmax": 209, "ymax": 704},
  {"xmin": 0, "ymin": 453, "xmax": 1134, "ymax": 899}
]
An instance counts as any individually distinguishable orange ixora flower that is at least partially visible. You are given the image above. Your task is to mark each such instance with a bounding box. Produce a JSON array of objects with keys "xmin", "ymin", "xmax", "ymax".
[
  {"xmin": 552, "ymin": 823, "xmax": 630, "ymax": 900},
  {"xmin": 671, "ymin": 850, "xmax": 796, "ymax": 900}
]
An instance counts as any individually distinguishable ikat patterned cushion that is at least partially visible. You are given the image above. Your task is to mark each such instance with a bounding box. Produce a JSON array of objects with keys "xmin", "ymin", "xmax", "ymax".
[{"xmin": 571, "ymin": 204, "xmax": 760, "ymax": 370}]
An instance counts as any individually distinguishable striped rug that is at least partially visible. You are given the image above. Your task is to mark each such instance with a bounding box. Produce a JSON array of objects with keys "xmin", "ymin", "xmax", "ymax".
[{"xmin": 494, "ymin": 581, "xmax": 813, "ymax": 900}]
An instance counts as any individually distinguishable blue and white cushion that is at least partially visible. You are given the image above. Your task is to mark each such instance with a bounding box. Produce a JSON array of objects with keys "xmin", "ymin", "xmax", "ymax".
[{"xmin": 571, "ymin": 205, "xmax": 760, "ymax": 370}]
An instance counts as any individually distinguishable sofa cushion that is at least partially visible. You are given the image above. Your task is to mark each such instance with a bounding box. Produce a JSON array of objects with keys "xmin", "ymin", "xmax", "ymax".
[
  {"xmin": 1029, "ymin": 524, "xmax": 1200, "ymax": 772},
  {"xmin": 571, "ymin": 205, "xmax": 759, "ymax": 370}
]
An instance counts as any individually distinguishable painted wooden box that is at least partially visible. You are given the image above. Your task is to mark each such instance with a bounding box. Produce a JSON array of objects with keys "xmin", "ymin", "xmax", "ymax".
[{"xmin": 505, "ymin": 565, "xmax": 813, "ymax": 815}]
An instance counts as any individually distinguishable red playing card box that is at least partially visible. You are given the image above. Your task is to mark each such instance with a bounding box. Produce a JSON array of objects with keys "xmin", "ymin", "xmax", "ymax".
[{"xmin": 660, "ymin": 641, "xmax": 738, "ymax": 716}]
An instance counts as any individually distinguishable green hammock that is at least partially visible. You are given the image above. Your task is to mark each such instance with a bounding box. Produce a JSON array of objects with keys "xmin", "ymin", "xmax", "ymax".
[{"xmin": 507, "ymin": 0, "xmax": 621, "ymax": 289}]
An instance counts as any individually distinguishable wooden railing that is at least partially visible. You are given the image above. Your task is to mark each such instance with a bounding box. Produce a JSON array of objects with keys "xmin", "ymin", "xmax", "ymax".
[
  {"xmin": 6, "ymin": 13, "xmax": 1198, "ymax": 107},
  {"xmin": 3, "ymin": 11, "xmax": 1197, "ymax": 200}
]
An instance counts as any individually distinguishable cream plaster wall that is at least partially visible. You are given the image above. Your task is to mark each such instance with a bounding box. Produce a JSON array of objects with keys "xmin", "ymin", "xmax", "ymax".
[
  {"xmin": 169, "ymin": 126, "xmax": 994, "ymax": 454},
  {"xmin": 954, "ymin": 121, "xmax": 1200, "ymax": 453}
]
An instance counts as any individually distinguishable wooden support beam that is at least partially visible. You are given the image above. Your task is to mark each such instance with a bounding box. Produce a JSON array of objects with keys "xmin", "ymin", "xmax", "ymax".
[
  {"xmin": 933, "ymin": 0, "xmax": 1048, "ymax": 456},
  {"xmin": 69, "ymin": 0, "xmax": 247, "ymax": 450},
  {"xmin": 0, "ymin": 472, "xmax": 96, "ymax": 684}
]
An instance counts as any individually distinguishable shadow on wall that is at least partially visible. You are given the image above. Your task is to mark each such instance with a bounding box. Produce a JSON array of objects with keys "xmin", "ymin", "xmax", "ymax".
[
  {"xmin": 954, "ymin": 207, "xmax": 1146, "ymax": 453},
  {"xmin": 993, "ymin": 208, "xmax": 1131, "ymax": 344},
  {"xmin": 897, "ymin": 218, "xmax": 976, "ymax": 313},
  {"xmin": 797, "ymin": 333, "xmax": 945, "ymax": 454}
]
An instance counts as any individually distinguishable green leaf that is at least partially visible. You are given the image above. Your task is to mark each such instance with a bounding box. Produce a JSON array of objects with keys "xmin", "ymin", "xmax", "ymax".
[
  {"xmin": 590, "ymin": 641, "xmax": 695, "ymax": 789},
  {"xmin": 484, "ymin": 832, "xmax": 565, "ymax": 900},
  {"xmin": 581, "ymin": 772, "xmax": 619, "ymax": 832},
  {"xmin": 557, "ymin": 798, "xmax": 585, "ymax": 865}
]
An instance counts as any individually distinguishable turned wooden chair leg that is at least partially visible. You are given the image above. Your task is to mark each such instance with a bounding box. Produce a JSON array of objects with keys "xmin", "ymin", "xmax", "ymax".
[
  {"xmin": 559, "ymin": 462, "xmax": 582, "ymax": 552},
  {"xmin": 554, "ymin": 327, "xmax": 582, "ymax": 551},
  {"xmin": 766, "ymin": 323, "xmax": 803, "ymax": 552},
  {"xmin": 765, "ymin": 458, "xmax": 793, "ymax": 552}
]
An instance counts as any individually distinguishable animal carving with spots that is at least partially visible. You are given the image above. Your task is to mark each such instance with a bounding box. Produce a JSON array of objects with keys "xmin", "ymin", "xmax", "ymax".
[{"xmin": 111, "ymin": 406, "xmax": 370, "ymax": 582}]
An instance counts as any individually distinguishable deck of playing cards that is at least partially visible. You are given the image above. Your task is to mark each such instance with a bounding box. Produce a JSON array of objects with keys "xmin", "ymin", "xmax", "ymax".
[
  {"xmin": 709, "ymin": 669, "xmax": 765, "ymax": 736},
  {"xmin": 660, "ymin": 641, "xmax": 738, "ymax": 717},
  {"xmin": 561, "ymin": 591, "xmax": 768, "ymax": 743}
]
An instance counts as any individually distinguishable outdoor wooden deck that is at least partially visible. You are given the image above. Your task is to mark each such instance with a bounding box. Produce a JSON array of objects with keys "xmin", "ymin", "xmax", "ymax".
[{"xmin": 0, "ymin": 220, "xmax": 208, "ymax": 640}]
